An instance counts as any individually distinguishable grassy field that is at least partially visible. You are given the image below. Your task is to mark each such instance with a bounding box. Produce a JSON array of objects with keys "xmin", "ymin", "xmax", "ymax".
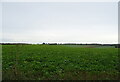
[{"xmin": 2, "ymin": 45, "xmax": 119, "ymax": 80}]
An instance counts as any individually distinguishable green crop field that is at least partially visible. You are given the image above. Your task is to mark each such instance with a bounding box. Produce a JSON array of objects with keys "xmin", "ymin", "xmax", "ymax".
[{"xmin": 2, "ymin": 45, "xmax": 120, "ymax": 80}]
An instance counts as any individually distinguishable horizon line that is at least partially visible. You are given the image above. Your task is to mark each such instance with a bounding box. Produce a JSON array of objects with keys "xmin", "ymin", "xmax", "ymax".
[{"xmin": 0, "ymin": 42, "xmax": 118, "ymax": 44}]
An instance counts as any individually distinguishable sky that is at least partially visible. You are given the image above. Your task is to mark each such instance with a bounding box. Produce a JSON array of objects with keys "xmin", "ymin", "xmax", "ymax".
[
  {"xmin": 1, "ymin": 2, "xmax": 118, "ymax": 44},
  {"xmin": 0, "ymin": 3, "xmax": 2, "ymax": 43}
]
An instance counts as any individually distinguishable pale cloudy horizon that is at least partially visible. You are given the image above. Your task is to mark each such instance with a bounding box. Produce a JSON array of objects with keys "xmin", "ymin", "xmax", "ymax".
[{"xmin": 2, "ymin": 2, "xmax": 118, "ymax": 44}]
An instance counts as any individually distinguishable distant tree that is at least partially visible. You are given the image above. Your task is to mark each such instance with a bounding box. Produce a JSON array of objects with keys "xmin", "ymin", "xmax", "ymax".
[
  {"xmin": 42, "ymin": 43, "xmax": 45, "ymax": 45},
  {"xmin": 115, "ymin": 44, "xmax": 120, "ymax": 48}
]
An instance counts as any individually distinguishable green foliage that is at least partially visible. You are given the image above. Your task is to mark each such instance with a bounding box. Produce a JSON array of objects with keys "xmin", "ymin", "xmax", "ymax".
[{"xmin": 2, "ymin": 45, "xmax": 119, "ymax": 80}]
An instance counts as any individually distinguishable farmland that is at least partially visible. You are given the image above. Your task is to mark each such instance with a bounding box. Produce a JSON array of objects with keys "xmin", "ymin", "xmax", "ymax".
[{"xmin": 2, "ymin": 44, "xmax": 119, "ymax": 80}]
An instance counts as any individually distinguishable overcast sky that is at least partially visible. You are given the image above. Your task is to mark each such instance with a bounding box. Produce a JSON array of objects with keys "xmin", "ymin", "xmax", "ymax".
[{"xmin": 2, "ymin": 2, "xmax": 118, "ymax": 44}]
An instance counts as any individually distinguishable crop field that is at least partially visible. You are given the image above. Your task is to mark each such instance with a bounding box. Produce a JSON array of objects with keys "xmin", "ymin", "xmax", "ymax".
[{"xmin": 2, "ymin": 45, "xmax": 120, "ymax": 80}]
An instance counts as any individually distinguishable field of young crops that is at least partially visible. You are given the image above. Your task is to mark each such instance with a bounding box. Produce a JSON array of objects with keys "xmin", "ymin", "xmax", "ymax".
[{"xmin": 2, "ymin": 45, "xmax": 119, "ymax": 80}]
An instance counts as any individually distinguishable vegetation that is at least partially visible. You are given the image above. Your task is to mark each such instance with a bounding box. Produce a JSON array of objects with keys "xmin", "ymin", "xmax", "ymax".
[{"xmin": 2, "ymin": 45, "xmax": 119, "ymax": 80}]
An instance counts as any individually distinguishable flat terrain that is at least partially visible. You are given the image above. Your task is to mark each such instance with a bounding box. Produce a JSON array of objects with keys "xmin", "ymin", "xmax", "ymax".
[{"xmin": 2, "ymin": 45, "xmax": 119, "ymax": 80}]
